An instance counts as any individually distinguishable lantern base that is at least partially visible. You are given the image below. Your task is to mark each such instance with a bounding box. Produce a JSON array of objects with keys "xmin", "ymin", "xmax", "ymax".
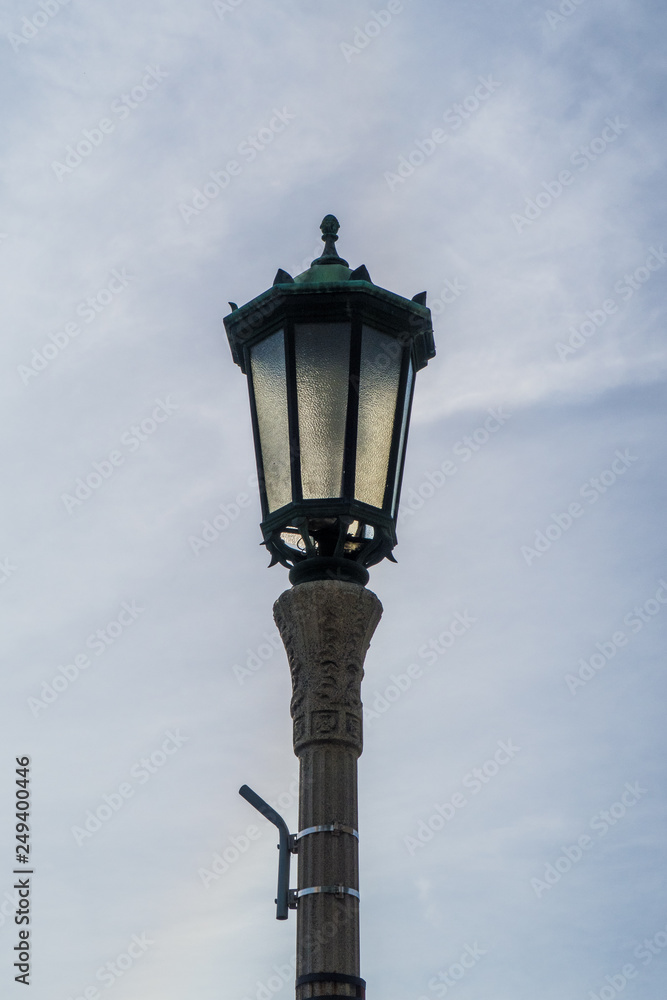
[{"xmin": 288, "ymin": 557, "xmax": 370, "ymax": 588}]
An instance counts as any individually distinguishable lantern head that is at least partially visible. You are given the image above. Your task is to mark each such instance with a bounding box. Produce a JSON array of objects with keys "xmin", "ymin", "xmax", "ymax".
[{"xmin": 224, "ymin": 215, "xmax": 435, "ymax": 586}]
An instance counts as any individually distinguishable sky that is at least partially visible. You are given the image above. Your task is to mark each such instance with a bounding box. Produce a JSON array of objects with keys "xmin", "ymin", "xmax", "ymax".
[{"xmin": 1, "ymin": 1, "xmax": 666, "ymax": 998}]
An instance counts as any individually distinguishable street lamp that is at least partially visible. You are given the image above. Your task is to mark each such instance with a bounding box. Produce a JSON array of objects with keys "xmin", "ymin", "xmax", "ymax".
[
  {"xmin": 224, "ymin": 216, "xmax": 435, "ymax": 999},
  {"xmin": 225, "ymin": 214, "xmax": 435, "ymax": 586}
]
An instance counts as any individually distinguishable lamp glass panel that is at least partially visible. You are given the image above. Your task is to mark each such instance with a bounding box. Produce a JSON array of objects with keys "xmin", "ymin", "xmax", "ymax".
[
  {"xmin": 250, "ymin": 330, "xmax": 292, "ymax": 513},
  {"xmin": 391, "ymin": 358, "xmax": 414, "ymax": 515},
  {"xmin": 354, "ymin": 326, "xmax": 402, "ymax": 508},
  {"xmin": 294, "ymin": 323, "xmax": 350, "ymax": 500}
]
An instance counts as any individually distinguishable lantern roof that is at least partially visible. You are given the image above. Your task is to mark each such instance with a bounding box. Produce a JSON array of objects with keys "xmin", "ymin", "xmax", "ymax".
[{"xmin": 224, "ymin": 215, "xmax": 435, "ymax": 373}]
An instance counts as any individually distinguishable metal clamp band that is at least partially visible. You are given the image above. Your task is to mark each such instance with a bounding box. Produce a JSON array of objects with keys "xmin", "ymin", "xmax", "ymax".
[
  {"xmin": 296, "ymin": 973, "xmax": 366, "ymax": 987},
  {"xmin": 296, "ymin": 823, "xmax": 359, "ymax": 841},
  {"xmin": 301, "ymin": 996, "xmax": 362, "ymax": 1000},
  {"xmin": 296, "ymin": 972, "xmax": 366, "ymax": 999},
  {"xmin": 293, "ymin": 885, "xmax": 360, "ymax": 900}
]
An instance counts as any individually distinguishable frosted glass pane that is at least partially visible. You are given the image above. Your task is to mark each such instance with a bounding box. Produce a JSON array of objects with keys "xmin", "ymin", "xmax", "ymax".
[
  {"xmin": 250, "ymin": 331, "xmax": 292, "ymax": 513},
  {"xmin": 294, "ymin": 323, "xmax": 350, "ymax": 499},
  {"xmin": 391, "ymin": 359, "xmax": 414, "ymax": 515},
  {"xmin": 355, "ymin": 327, "xmax": 402, "ymax": 508}
]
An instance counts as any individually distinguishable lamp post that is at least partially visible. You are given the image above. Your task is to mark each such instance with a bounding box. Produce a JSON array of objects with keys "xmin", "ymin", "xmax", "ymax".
[{"xmin": 225, "ymin": 215, "xmax": 435, "ymax": 999}]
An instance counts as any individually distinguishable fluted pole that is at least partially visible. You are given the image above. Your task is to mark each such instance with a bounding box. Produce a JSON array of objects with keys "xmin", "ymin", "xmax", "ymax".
[{"xmin": 274, "ymin": 580, "xmax": 382, "ymax": 1000}]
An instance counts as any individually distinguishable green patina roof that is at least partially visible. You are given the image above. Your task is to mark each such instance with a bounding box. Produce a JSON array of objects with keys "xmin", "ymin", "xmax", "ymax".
[
  {"xmin": 293, "ymin": 261, "xmax": 354, "ymax": 284},
  {"xmin": 223, "ymin": 215, "xmax": 435, "ymax": 373}
]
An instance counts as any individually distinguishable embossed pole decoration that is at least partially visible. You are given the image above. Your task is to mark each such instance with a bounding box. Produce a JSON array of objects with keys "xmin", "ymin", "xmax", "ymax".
[
  {"xmin": 224, "ymin": 216, "xmax": 435, "ymax": 998},
  {"xmin": 274, "ymin": 580, "xmax": 382, "ymax": 1000}
]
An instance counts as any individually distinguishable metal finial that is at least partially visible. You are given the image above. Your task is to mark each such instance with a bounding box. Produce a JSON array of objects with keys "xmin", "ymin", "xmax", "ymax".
[
  {"xmin": 311, "ymin": 215, "xmax": 349, "ymax": 267},
  {"xmin": 321, "ymin": 213, "xmax": 339, "ymax": 238}
]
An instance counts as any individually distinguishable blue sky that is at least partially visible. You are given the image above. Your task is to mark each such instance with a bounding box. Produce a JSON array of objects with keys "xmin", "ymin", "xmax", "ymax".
[{"xmin": 1, "ymin": 1, "xmax": 666, "ymax": 999}]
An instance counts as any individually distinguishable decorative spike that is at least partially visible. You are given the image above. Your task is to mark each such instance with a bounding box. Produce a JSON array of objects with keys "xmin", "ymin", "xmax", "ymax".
[
  {"xmin": 411, "ymin": 291, "xmax": 427, "ymax": 306},
  {"xmin": 228, "ymin": 301, "xmax": 239, "ymax": 311},
  {"xmin": 273, "ymin": 268, "xmax": 294, "ymax": 285},
  {"xmin": 349, "ymin": 264, "xmax": 372, "ymax": 283}
]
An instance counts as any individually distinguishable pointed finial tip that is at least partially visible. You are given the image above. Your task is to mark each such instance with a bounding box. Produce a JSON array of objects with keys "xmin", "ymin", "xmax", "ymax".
[{"xmin": 320, "ymin": 215, "xmax": 340, "ymax": 238}]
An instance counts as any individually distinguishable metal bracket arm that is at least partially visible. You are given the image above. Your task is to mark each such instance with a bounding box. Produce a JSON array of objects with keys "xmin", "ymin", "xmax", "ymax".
[
  {"xmin": 239, "ymin": 788, "xmax": 362, "ymax": 917},
  {"xmin": 239, "ymin": 784, "xmax": 294, "ymax": 920}
]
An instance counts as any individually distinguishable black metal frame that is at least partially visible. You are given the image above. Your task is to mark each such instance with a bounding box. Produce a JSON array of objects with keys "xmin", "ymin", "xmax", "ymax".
[{"xmin": 224, "ymin": 280, "xmax": 434, "ymax": 578}]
